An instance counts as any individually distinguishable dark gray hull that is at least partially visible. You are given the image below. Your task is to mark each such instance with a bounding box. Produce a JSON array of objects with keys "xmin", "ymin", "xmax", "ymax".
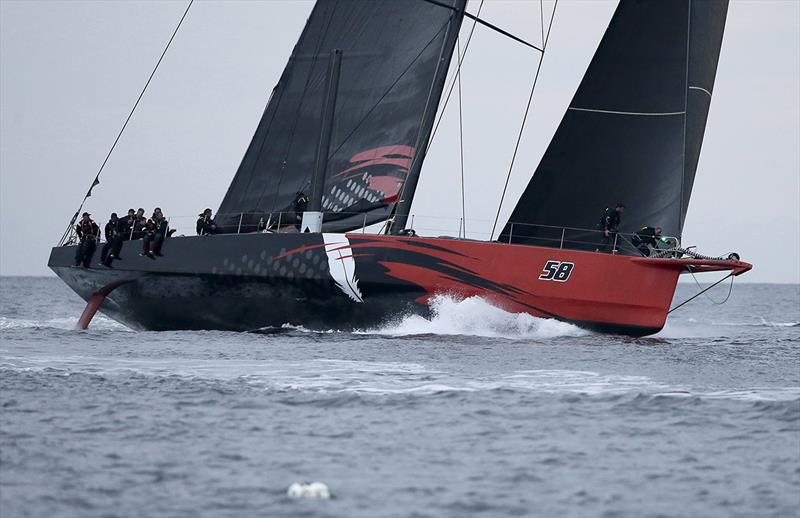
[{"xmin": 49, "ymin": 233, "xmax": 426, "ymax": 331}]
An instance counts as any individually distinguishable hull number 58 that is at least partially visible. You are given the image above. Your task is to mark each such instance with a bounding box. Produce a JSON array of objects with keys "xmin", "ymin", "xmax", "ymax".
[{"xmin": 539, "ymin": 260, "xmax": 574, "ymax": 282}]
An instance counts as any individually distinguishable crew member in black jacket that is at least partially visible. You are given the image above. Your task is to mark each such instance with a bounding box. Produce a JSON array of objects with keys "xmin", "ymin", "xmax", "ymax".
[
  {"xmin": 100, "ymin": 213, "xmax": 124, "ymax": 267},
  {"xmin": 598, "ymin": 203, "xmax": 624, "ymax": 253},
  {"xmin": 74, "ymin": 212, "xmax": 100, "ymax": 267},
  {"xmin": 132, "ymin": 208, "xmax": 147, "ymax": 240},
  {"xmin": 196, "ymin": 208, "xmax": 217, "ymax": 236},
  {"xmin": 120, "ymin": 209, "xmax": 136, "ymax": 240},
  {"xmin": 292, "ymin": 192, "xmax": 309, "ymax": 229},
  {"xmin": 142, "ymin": 207, "xmax": 169, "ymax": 258},
  {"xmin": 632, "ymin": 226, "xmax": 663, "ymax": 256}
]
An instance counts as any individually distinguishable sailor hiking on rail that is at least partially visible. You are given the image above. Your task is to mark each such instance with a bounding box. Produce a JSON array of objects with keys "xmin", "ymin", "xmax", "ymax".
[
  {"xmin": 120, "ymin": 209, "xmax": 136, "ymax": 240},
  {"xmin": 131, "ymin": 208, "xmax": 147, "ymax": 240},
  {"xmin": 74, "ymin": 212, "xmax": 100, "ymax": 268},
  {"xmin": 141, "ymin": 207, "xmax": 170, "ymax": 259},
  {"xmin": 100, "ymin": 212, "xmax": 124, "ymax": 267}
]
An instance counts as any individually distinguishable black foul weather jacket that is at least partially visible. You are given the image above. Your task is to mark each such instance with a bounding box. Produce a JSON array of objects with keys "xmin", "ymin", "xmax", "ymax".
[
  {"xmin": 600, "ymin": 208, "xmax": 622, "ymax": 233},
  {"xmin": 634, "ymin": 226, "xmax": 660, "ymax": 248},
  {"xmin": 76, "ymin": 220, "xmax": 100, "ymax": 242},
  {"xmin": 104, "ymin": 220, "xmax": 121, "ymax": 241}
]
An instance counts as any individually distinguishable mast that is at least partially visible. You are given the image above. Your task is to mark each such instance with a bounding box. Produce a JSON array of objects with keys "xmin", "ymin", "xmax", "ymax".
[
  {"xmin": 390, "ymin": 1, "xmax": 464, "ymax": 234},
  {"xmin": 302, "ymin": 49, "xmax": 342, "ymax": 233}
]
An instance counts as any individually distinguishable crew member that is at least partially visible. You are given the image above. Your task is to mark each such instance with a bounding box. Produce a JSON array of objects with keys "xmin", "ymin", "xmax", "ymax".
[
  {"xmin": 632, "ymin": 226, "xmax": 663, "ymax": 257},
  {"xmin": 292, "ymin": 191, "xmax": 309, "ymax": 228},
  {"xmin": 598, "ymin": 203, "xmax": 624, "ymax": 253},
  {"xmin": 100, "ymin": 213, "xmax": 125, "ymax": 266},
  {"xmin": 100, "ymin": 212, "xmax": 122, "ymax": 268},
  {"xmin": 142, "ymin": 207, "xmax": 169, "ymax": 258},
  {"xmin": 74, "ymin": 212, "xmax": 100, "ymax": 267},
  {"xmin": 132, "ymin": 208, "xmax": 147, "ymax": 240},
  {"xmin": 120, "ymin": 209, "xmax": 136, "ymax": 240},
  {"xmin": 196, "ymin": 208, "xmax": 217, "ymax": 236}
]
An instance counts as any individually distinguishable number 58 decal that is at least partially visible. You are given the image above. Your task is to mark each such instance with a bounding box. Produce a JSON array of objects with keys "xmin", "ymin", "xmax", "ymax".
[{"xmin": 539, "ymin": 260, "xmax": 574, "ymax": 282}]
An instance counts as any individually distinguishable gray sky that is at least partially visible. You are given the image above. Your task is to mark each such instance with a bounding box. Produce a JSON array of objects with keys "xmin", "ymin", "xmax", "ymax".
[{"xmin": 1, "ymin": 0, "xmax": 798, "ymax": 282}]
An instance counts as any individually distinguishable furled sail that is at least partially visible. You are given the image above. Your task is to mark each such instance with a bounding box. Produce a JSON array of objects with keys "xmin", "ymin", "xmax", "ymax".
[
  {"xmin": 499, "ymin": 0, "xmax": 728, "ymax": 251},
  {"xmin": 217, "ymin": 0, "xmax": 466, "ymax": 233}
]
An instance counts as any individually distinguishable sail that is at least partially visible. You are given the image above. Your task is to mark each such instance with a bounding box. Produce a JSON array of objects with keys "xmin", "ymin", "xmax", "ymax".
[
  {"xmin": 217, "ymin": 0, "xmax": 466, "ymax": 233},
  {"xmin": 500, "ymin": 0, "xmax": 728, "ymax": 251}
]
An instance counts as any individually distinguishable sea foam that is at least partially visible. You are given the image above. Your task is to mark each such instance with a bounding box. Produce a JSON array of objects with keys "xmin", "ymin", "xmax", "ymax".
[
  {"xmin": 0, "ymin": 315, "xmax": 125, "ymax": 331},
  {"xmin": 363, "ymin": 294, "xmax": 586, "ymax": 339}
]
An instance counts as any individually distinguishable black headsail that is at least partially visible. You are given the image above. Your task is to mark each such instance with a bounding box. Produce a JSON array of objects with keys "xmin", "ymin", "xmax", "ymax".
[
  {"xmin": 499, "ymin": 0, "xmax": 728, "ymax": 250},
  {"xmin": 217, "ymin": 0, "xmax": 466, "ymax": 233}
]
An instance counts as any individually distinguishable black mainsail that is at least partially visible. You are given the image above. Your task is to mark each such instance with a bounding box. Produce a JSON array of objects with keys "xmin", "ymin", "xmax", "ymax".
[
  {"xmin": 217, "ymin": 0, "xmax": 466, "ymax": 233},
  {"xmin": 499, "ymin": 0, "xmax": 728, "ymax": 249}
]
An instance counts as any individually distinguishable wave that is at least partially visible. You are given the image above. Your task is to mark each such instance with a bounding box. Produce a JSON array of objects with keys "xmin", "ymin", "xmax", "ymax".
[
  {"xmin": 685, "ymin": 317, "xmax": 799, "ymax": 328},
  {"xmin": 359, "ymin": 294, "xmax": 586, "ymax": 339},
  {"xmin": 1, "ymin": 294, "xmax": 587, "ymax": 339},
  {"xmin": 499, "ymin": 369, "xmax": 672, "ymax": 395},
  {"xmin": 3, "ymin": 357, "xmax": 796, "ymax": 402},
  {"xmin": 0, "ymin": 315, "xmax": 126, "ymax": 331},
  {"xmin": 252, "ymin": 324, "xmax": 336, "ymax": 335},
  {"xmin": 711, "ymin": 320, "xmax": 799, "ymax": 328},
  {"xmin": 692, "ymin": 387, "xmax": 800, "ymax": 401}
]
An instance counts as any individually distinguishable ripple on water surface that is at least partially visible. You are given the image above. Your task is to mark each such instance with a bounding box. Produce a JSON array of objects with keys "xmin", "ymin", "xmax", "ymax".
[{"xmin": 1, "ymin": 278, "xmax": 798, "ymax": 518}]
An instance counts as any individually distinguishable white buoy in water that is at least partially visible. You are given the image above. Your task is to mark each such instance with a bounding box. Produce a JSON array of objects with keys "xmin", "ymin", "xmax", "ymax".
[
  {"xmin": 287, "ymin": 483, "xmax": 305, "ymax": 498},
  {"xmin": 287, "ymin": 481, "xmax": 331, "ymax": 499}
]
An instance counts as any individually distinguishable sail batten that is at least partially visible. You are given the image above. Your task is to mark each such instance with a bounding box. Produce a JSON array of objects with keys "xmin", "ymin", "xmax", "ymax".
[
  {"xmin": 688, "ymin": 86, "xmax": 712, "ymax": 97},
  {"xmin": 217, "ymin": 0, "xmax": 466, "ymax": 233},
  {"xmin": 568, "ymin": 107, "xmax": 687, "ymax": 117}
]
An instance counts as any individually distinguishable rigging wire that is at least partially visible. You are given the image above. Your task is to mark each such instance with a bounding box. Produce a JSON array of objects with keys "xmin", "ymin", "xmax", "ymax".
[
  {"xmin": 540, "ymin": 0, "xmax": 545, "ymax": 48},
  {"xmin": 59, "ymin": 0, "xmax": 194, "ymax": 245},
  {"xmin": 668, "ymin": 270, "xmax": 735, "ymax": 314},
  {"xmin": 428, "ymin": 0, "xmax": 485, "ymax": 148},
  {"xmin": 489, "ymin": 0, "xmax": 558, "ymax": 241},
  {"xmin": 456, "ymin": 36, "xmax": 466, "ymax": 239},
  {"xmin": 325, "ymin": 20, "xmax": 452, "ymax": 165},
  {"xmin": 422, "ymin": 0, "xmax": 542, "ymax": 52},
  {"xmin": 389, "ymin": 5, "xmax": 478, "ymax": 234},
  {"xmin": 689, "ymin": 268, "xmax": 735, "ymax": 305}
]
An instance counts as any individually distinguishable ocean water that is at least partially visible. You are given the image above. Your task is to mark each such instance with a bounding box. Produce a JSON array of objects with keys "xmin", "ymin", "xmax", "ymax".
[{"xmin": 1, "ymin": 277, "xmax": 798, "ymax": 518}]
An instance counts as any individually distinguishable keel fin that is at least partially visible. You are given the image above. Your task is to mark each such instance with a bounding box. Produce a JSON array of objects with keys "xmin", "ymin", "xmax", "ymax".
[{"xmin": 76, "ymin": 293, "xmax": 105, "ymax": 330}]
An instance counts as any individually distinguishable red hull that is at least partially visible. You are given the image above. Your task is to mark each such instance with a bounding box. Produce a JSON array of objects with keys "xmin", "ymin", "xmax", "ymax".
[{"xmin": 340, "ymin": 234, "xmax": 752, "ymax": 335}]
